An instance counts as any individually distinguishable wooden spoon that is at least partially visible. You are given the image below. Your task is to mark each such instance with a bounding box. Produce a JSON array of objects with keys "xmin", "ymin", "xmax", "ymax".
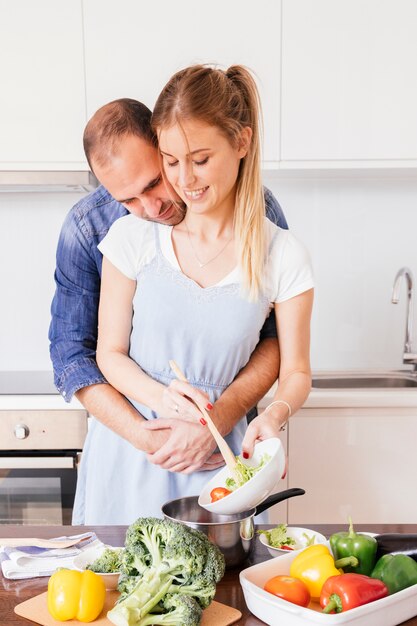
[{"xmin": 169, "ymin": 360, "xmax": 239, "ymax": 483}]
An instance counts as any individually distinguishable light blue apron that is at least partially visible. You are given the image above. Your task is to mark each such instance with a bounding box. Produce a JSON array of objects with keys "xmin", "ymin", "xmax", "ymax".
[{"xmin": 73, "ymin": 224, "xmax": 271, "ymax": 524}]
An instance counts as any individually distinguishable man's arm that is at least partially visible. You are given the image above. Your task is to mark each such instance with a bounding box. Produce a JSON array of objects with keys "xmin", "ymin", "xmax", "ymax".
[
  {"xmin": 75, "ymin": 384, "xmax": 167, "ymax": 454},
  {"xmin": 209, "ymin": 337, "xmax": 280, "ymax": 436},
  {"xmin": 49, "ymin": 209, "xmax": 105, "ymax": 400},
  {"xmin": 48, "ymin": 205, "xmax": 168, "ymax": 453}
]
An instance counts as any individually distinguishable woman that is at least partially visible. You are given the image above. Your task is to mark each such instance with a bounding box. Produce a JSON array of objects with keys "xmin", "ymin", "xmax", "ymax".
[{"xmin": 86, "ymin": 65, "xmax": 313, "ymax": 523}]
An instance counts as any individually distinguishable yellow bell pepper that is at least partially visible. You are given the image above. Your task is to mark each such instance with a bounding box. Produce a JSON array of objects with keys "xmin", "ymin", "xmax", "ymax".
[
  {"xmin": 289, "ymin": 544, "xmax": 343, "ymax": 601},
  {"xmin": 47, "ymin": 568, "xmax": 106, "ymax": 622}
]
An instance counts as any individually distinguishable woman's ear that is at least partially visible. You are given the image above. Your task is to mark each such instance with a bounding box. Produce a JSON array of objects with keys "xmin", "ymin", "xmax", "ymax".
[{"xmin": 237, "ymin": 126, "xmax": 252, "ymax": 158}]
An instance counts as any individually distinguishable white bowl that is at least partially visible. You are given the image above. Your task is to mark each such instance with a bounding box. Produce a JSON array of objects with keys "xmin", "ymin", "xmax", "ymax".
[
  {"xmin": 258, "ymin": 526, "xmax": 327, "ymax": 557},
  {"xmin": 198, "ymin": 438, "xmax": 286, "ymax": 515},
  {"xmin": 72, "ymin": 544, "xmax": 122, "ymax": 590},
  {"xmin": 240, "ymin": 548, "xmax": 417, "ymax": 626}
]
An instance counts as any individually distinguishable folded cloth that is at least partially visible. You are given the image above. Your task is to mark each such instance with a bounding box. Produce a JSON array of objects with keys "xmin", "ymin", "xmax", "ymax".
[{"xmin": 0, "ymin": 532, "xmax": 105, "ymax": 579}]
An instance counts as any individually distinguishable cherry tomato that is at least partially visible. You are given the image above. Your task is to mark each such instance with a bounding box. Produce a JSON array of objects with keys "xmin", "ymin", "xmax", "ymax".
[
  {"xmin": 264, "ymin": 575, "xmax": 311, "ymax": 607},
  {"xmin": 210, "ymin": 487, "xmax": 232, "ymax": 502}
]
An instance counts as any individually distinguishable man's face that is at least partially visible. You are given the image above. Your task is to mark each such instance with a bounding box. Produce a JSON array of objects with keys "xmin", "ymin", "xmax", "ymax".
[{"xmin": 92, "ymin": 134, "xmax": 185, "ymax": 225}]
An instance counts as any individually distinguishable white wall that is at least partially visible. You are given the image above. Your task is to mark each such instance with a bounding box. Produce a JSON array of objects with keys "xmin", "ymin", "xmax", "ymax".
[
  {"xmin": 0, "ymin": 178, "xmax": 416, "ymax": 372},
  {"xmin": 0, "ymin": 193, "xmax": 84, "ymax": 370},
  {"xmin": 264, "ymin": 173, "xmax": 417, "ymax": 371}
]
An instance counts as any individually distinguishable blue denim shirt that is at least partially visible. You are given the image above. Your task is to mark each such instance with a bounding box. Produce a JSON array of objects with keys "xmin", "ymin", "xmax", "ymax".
[{"xmin": 48, "ymin": 185, "xmax": 288, "ymax": 401}]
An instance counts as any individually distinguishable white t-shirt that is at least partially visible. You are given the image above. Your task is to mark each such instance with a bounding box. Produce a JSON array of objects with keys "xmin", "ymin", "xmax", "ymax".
[{"xmin": 98, "ymin": 215, "xmax": 314, "ymax": 303}]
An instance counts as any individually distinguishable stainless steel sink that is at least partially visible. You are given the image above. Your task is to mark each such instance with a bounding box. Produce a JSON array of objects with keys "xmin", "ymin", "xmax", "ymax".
[{"xmin": 312, "ymin": 371, "xmax": 417, "ymax": 389}]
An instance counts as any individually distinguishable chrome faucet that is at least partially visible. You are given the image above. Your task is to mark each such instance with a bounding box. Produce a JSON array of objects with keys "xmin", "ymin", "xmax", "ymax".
[{"xmin": 392, "ymin": 267, "xmax": 417, "ymax": 368}]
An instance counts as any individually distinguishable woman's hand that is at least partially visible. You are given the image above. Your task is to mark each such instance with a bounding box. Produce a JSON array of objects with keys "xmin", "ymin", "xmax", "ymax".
[
  {"xmin": 159, "ymin": 379, "xmax": 213, "ymax": 421},
  {"xmin": 241, "ymin": 410, "xmax": 288, "ymax": 478},
  {"xmin": 142, "ymin": 418, "xmax": 224, "ymax": 473},
  {"xmin": 241, "ymin": 409, "xmax": 285, "ymax": 459}
]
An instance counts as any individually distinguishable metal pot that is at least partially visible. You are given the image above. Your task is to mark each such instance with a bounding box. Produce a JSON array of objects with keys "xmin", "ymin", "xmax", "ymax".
[{"xmin": 161, "ymin": 487, "xmax": 305, "ymax": 568}]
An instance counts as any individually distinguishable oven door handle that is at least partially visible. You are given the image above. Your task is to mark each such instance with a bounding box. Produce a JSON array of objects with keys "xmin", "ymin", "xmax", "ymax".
[{"xmin": 0, "ymin": 456, "xmax": 75, "ymax": 469}]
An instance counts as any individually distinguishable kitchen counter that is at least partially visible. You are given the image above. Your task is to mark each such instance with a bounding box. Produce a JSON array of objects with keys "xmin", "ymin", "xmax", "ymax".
[
  {"xmin": 260, "ymin": 382, "xmax": 417, "ymax": 411},
  {"xmin": 0, "ymin": 370, "xmax": 83, "ymax": 410},
  {"xmin": 0, "ymin": 393, "xmax": 83, "ymax": 411},
  {"xmin": 2, "ymin": 524, "xmax": 417, "ymax": 625}
]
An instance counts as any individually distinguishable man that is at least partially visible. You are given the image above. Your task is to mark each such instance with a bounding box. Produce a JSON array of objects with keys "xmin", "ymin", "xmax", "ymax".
[{"xmin": 49, "ymin": 98, "xmax": 288, "ymax": 489}]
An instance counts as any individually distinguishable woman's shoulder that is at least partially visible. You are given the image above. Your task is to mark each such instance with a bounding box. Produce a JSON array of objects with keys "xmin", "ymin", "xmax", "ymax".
[
  {"xmin": 264, "ymin": 218, "xmax": 314, "ymax": 303},
  {"xmin": 108, "ymin": 214, "xmax": 155, "ymax": 239},
  {"xmin": 98, "ymin": 216, "xmax": 159, "ymax": 279},
  {"xmin": 264, "ymin": 218, "xmax": 312, "ymax": 277},
  {"xmin": 264, "ymin": 216, "xmax": 292, "ymax": 248}
]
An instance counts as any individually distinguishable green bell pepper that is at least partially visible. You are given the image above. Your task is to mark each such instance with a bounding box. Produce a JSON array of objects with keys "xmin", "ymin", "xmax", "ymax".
[
  {"xmin": 330, "ymin": 518, "xmax": 377, "ymax": 576},
  {"xmin": 371, "ymin": 554, "xmax": 417, "ymax": 594}
]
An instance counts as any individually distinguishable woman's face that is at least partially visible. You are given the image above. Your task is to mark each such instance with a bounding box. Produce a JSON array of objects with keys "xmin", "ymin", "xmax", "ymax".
[{"xmin": 158, "ymin": 119, "xmax": 250, "ymax": 217}]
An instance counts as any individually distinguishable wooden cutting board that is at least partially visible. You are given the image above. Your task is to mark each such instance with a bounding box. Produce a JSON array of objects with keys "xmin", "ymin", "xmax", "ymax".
[{"xmin": 14, "ymin": 591, "xmax": 242, "ymax": 626}]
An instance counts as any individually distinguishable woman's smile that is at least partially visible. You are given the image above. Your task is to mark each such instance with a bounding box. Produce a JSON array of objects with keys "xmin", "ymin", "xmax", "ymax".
[{"xmin": 183, "ymin": 186, "xmax": 209, "ymax": 201}]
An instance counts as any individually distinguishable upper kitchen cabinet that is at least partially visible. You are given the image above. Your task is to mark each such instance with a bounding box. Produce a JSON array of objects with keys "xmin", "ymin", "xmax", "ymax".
[
  {"xmin": 82, "ymin": 0, "xmax": 281, "ymax": 164},
  {"xmin": 0, "ymin": 0, "xmax": 86, "ymax": 169},
  {"xmin": 280, "ymin": 0, "xmax": 417, "ymax": 168}
]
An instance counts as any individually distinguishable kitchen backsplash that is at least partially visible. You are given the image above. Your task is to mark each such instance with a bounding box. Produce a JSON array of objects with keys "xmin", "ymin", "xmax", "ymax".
[{"xmin": 1, "ymin": 176, "xmax": 416, "ymax": 372}]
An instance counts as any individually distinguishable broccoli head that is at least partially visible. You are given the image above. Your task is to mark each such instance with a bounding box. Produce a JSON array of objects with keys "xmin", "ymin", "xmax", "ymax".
[
  {"xmin": 123, "ymin": 517, "xmax": 210, "ymax": 582},
  {"xmin": 167, "ymin": 534, "xmax": 225, "ymax": 608},
  {"xmin": 86, "ymin": 547, "xmax": 124, "ymax": 573},
  {"xmin": 124, "ymin": 517, "xmax": 176, "ymax": 568},
  {"xmin": 120, "ymin": 541, "xmax": 150, "ymax": 578},
  {"xmin": 107, "ymin": 517, "xmax": 225, "ymax": 626}
]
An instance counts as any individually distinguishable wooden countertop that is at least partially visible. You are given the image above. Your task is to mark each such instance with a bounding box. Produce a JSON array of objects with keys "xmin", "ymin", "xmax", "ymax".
[{"xmin": 2, "ymin": 524, "xmax": 417, "ymax": 625}]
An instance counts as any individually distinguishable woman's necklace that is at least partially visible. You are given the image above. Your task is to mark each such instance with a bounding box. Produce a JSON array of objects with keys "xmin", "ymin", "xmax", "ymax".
[{"xmin": 184, "ymin": 220, "xmax": 233, "ymax": 269}]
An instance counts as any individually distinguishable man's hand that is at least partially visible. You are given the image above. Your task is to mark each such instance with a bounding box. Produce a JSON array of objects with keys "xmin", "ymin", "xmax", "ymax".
[{"xmin": 142, "ymin": 418, "xmax": 224, "ymax": 474}]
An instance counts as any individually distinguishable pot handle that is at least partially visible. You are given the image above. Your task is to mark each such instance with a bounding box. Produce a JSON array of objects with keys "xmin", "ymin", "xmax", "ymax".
[{"xmin": 254, "ymin": 488, "xmax": 305, "ymax": 516}]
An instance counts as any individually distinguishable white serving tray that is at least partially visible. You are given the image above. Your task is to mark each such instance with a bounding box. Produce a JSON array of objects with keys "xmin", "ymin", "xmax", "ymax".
[{"xmin": 240, "ymin": 549, "xmax": 417, "ymax": 626}]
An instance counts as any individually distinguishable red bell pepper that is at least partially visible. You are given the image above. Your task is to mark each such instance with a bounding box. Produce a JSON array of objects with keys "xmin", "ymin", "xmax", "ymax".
[{"xmin": 320, "ymin": 573, "xmax": 388, "ymax": 614}]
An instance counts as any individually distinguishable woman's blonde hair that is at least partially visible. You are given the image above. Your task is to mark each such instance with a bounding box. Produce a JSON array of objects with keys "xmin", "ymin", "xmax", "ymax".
[{"xmin": 152, "ymin": 65, "xmax": 265, "ymax": 300}]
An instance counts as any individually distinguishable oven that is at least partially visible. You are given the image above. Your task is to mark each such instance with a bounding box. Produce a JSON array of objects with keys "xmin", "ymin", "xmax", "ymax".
[{"xmin": 0, "ymin": 372, "xmax": 88, "ymax": 525}]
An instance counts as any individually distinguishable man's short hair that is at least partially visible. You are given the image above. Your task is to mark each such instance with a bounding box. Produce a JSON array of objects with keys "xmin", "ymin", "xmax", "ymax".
[{"xmin": 83, "ymin": 98, "xmax": 157, "ymax": 171}]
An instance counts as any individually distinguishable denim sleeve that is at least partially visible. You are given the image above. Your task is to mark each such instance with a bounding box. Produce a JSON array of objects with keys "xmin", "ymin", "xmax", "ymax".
[
  {"xmin": 259, "ymin": 187, "xmax": 287, "ymax": 340},
  {"xmin": 48, "ymin": 211, "xmax": 106, "ymax": 401},
  {"xmin": 264, "ymin": 186, "xmax": 288, "ymax": 230}
]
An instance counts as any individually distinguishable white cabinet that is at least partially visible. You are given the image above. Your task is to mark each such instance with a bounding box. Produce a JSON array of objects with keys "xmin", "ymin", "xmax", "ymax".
[
  {"xmin": 280, "ymin": 0, "xmax": 417, "ymax": 167},
  {"xmin": 3, "ymin": 1, "xmax": 417, "ymax": 172},
  {"xmin": 82, "ymin": 0, "xmax": 281, "ymax": 162},
  {"xmin": 287, "ymin": 406, "xmax": 417, "ymax": 524},
  {"xmin": 0, "ymin": 0, "xmax": 87, "ymax": 169}
]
